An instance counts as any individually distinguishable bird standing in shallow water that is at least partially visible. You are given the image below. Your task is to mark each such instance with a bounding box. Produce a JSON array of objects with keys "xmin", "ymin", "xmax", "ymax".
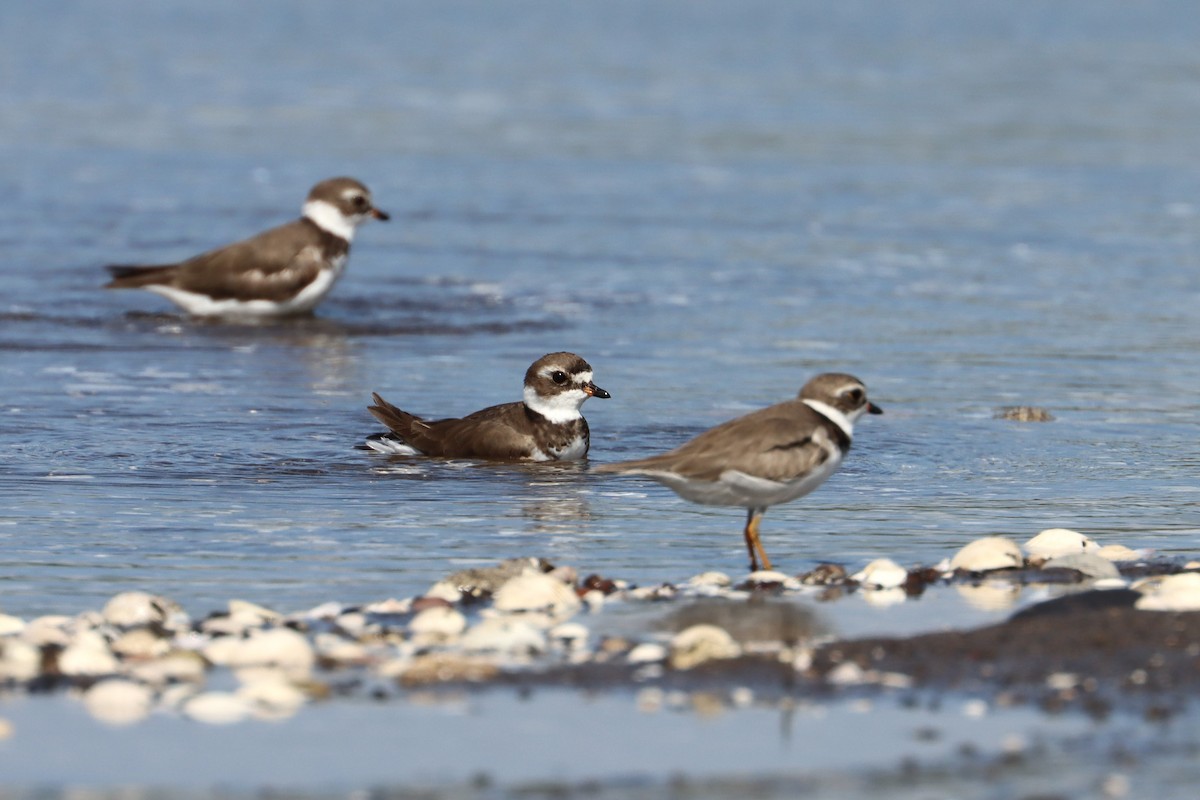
[
  {"xmin": 104, "ymin": 177, "xmax": 388, "ymax": 317},
  {"xmin": 364, "ymin": 352, "xmax": 611, "ymax": 462},
  {"xmin": 595, "ymin": 372, "xmax": 881, "ymax": 572}
]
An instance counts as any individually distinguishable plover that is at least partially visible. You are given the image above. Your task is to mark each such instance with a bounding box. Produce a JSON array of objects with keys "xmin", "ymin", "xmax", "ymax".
[
  {"xmin": 364, "ymin": 352, "xmax": 611, "ymax": 461},
  {"xmin": 104, "ymin": 177, "xmax": 388, "ymax": 317},
  {"xmin": 595, "ymin": 372, "xmax": 881, "ymax": 571}
]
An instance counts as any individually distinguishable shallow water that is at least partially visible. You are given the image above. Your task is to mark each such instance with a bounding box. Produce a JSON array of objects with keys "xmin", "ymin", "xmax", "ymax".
[{"xmin": 2, "ymin": 0, "xmax": 1200, "ymax": 791}]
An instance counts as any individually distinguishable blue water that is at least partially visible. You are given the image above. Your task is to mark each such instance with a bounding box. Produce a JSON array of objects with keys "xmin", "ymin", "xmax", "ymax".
[{"xmin": 3, "ymin": 1, "xmax": 1200, "ymax": 621}]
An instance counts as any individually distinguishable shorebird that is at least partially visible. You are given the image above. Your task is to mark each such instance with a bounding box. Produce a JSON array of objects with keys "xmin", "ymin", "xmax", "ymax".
[
  {"xmin": 104, "ymin": 177, "xmax": 387, "ymax": 317},
  {"xmin": 595, "ymin": 372, "xmax": 881, "ymax": 571},
  {"xmin": 364, "ymin": 352, "xmax": 611, "ymax": 461}
]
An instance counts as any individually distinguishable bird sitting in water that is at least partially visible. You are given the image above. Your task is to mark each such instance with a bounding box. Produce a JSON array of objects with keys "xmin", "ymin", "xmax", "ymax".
[
  {"xmin": 594, "ymin": 372, "xmax": 881, "ymax": 572},
  {"xmin": 104, "ymin": 177, "xmax": 388, "ymax": 318},
  {"xmin": 364, "ymin": 352, "xmax": 611, "ymax": 462}
]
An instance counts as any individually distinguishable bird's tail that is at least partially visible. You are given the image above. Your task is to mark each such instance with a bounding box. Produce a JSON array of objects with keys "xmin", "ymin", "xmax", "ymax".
[
  {"xmin": 367, "ymin": 392, "xmax": 421, "ymax": 438},
  {"xmin": 104, "ymin": 263, "xmax": 180, "ymax": 289}
]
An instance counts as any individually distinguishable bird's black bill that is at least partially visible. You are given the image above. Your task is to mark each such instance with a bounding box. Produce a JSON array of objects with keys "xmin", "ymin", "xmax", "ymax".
[
  {"xmin": 371, "ymin": 208, "xmax": 390, "ymax": 221},
  {"xmin": 586, "ymin": 383, "xmax": 612, "ymax": 399},
  {"xmin": 867, "ymin": 402, "xmax": 883, "ymax": 414}
]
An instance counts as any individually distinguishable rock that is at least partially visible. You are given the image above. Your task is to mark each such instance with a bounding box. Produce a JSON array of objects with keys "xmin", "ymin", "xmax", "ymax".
[
  {"xmin": 0, "ymin": 639, "xmax": 42, "ymax": 681},
  {"xmin": 236, "ymin": 669, "xmax": 309, "ymax": 718},
  {"xmin": 182, "ymin": 692, "xmax": 251, "ymax": 725},
  {"xmin": 1096, "ymin": 544, "xmax": 1147, "ymax": 562},
  {"xmin": 851, "ymin": 559, "xmax": 908, "ymax": 589},
  {"xmin": 363, "ymin": 598, "xmax": 411, "ymax": 615},
  {"xmin": 996, "ymin": 406, "xmax": 1054, "ymax": 422},
  {"xmin": 422, "ymin": 582, "xmax": 464, "ymax": 604},
  {"xmin": 626, "ymin": 642, "xmax": 668, "ymax": 664},
  {"xmin": 334, "ymin": 612, "xmax": 369, "ymax": 638},
  {"xmin": 111, "ymin": 628, "xmax": 171, "ymax": 660},
  {"xmin": 1041, "ymin": 553, "xmax": 1121, "ymax": 581},
  {"xmin": 493, "ymin": 570, "xmax": 581, "ymax": 618},
  {"xmin": 228, "ymin": 599, "xmax": 282, "ymax": 624},
  {"xmin": 82, "ymin": 679, "xmax": 154, "ymax": 726},
  {"xmin": 313, "ymin": 633, "xmax": 370, "ymax": 665},
  {"xmin": 459, "ymin": 617, "xmax": 546, "ymax": 656},
  {"xmin": 669, "ymin": 624, "xmax": 741, "ymax": 670},
  {"xmin": 800, "ymin": 564, "xmax": 848, "ymax": 586},
  {"xmin": 202, "ymin": 628, "xmax": 315, "ymax": 673},
  {"xmin": 59, "ymin": 630, "xmax": 119, "ymax": 677},
  {"xmin": 408, "ymin": 606, "xmax": 467, "ymax": 639},
  {"xmin": 950, "ymin": 537, "xmax": 1024, "ymax": 572},
  {"xmin": 127, "ymin": 651, "xmax": 207, "ymax": 685},
  {"xmin": 548, "ymin": 622, "xmax": 589, "ymax": 650},
  {"xmin": 396, "ymin": 654, "xmax": 500, "ymax": 687},
  {"xmin": 442, "ymin": 557, "xmax": 548, "ymax": 598},
  {"xmin": 21, "ymin": 616, "xmax": 73, "ymax": 647},
  {"xmin": 954, "ymin": 582, "xmax": 1022, "ymax": 611},
  {"xmin": 102, "ymin": 592, "xmax": 170, "ymax": 628},
  {"xmin": 1025, "ymin": 528, "xmax": 1097, "ymax": 558},
  {"xmin": 686, "ymin": 572, "xmax": 733, "ymax": 591},
  {"xmin": 0, "ymin": 614, "xmax": 26, "ymax": 636},
  {"xmin": 742, "ymin": 570, "xmax": 801, "ymax": 590},
  {"xmin": 860, "ymin": 587, "xmax": 907, "ymax": 607},
  {"xmin": 1134, "ymin": 573, "xmax": 1200, "ymax": 612}
]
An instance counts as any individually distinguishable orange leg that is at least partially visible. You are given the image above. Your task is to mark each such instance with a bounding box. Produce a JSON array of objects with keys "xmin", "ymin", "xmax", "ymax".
[{"xmin": 743, "ymin": 509, "xmax": 772, "ymax": 572}]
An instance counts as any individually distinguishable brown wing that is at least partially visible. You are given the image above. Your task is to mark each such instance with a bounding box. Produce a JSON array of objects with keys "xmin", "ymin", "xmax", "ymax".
[
  {"xmin": 368, "ymin": 397, "xmax": 538, "ymax": 460},
  {"xmin": 598, "ymin": 401, "xmax": 837, "ymax": 482},
  {"xmin": 105, "ymin": 219, "xmax": 340, "ymax": 302}
]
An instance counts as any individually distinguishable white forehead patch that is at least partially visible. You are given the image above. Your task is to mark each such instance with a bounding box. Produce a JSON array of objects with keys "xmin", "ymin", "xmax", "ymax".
[{"xmin": 303, "ymin": 199, "xmax": 356, "ymax": 241}]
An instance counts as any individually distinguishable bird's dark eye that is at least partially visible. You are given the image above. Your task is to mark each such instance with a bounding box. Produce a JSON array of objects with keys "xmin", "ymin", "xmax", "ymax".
[
  {"xmin": 550, "ymin": 371, "xmax": 568, "ymax": 385},
  {"xmin": 352, "ymin": 195, "xmax": 368, "ymax": 210},
  {"xmin": 846, "ymin": 388, "xmax": 864, "ymax": 404}
]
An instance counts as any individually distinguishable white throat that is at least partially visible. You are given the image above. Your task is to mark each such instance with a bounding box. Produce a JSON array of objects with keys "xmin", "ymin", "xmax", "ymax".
[
  {"xmin": 803, "ymin": 399, "xmax": 854, "ymax": 439},
  {"xmin": 303, "ymin": 199, "xmax": 355, "ymax": 241},
  {"xmin": 524, "ymin": 385, "xmax": 586, "ymax": 424}
]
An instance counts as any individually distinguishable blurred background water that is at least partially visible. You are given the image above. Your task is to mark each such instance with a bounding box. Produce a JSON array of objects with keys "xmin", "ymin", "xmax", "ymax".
[{"xmin": 2, "ymin": 0, "xmax": 1199, "ymax": 624}]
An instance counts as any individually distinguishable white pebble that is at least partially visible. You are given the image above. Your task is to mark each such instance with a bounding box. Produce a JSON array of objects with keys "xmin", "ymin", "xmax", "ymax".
[
  {"xmin": 955, "ymin": 582, "xmax": 1022, "ymax": 611},
  {"xmin": 1042, "ymin": 553, "xmax": 1120, "ymax": 580},
  {"xmin": 0, "ymin": 614, "xmax": 26, "ymax": 637},
  {"xmin": 363, "ymin": 597, "xmax": 412, "ymax": 615},
  {"xmin": 423, "ymin": 581, "xmax": 464, "ymax": 603},
  {"xmin": 826, "ymin": 661, "xmax": 866, "ymax": 685},
  {"xmin": 182, "ymin": 692, "xmax": 251, "ymax": 725},
  {"xmin": 313, "ymin": 633, "xmax": 369, "ymax": 665},
  {"xmin": 669, "ymin": 625, "xmax": 741, "ymax": 670},
  {"xmin": 1134, "ymin": 572, "xmax": 1200, "ymax": 612},
  {"xmin": 235, "ymin": 669, "xmax": 309, "ymax": 717},
  {"xmin": 626, "ymin": 642, "xmax": 668, "ymax": 664},
  {"xmin": 1025, "ymin": 528, "xmax": 1097, "ymax": 558},
  {"xmin": 459, "ymin": 617, "xmax": 546, "ymax": 656},
  {"xmin": 549, "ymin": 622, "xmax": 589, "ymax": 650},
  {"xmin": 1097, "ymin": 545, "xmax": 1148, "ymax": 563},
  {"xmin": 111, "ymin": 628, "xmax": 171, "ymax": 660},
  {"xmin": 493, "ymin": 570, "xmax": 581, "ymax": 618},
  {"xmin": 950, "ymin": 537, "xmax": 1024, "ymax": 572},
  {"xmin": 83, "ymin": 679, "xmax": 154, "ymax": 726},
  {"xmin": 744, "ymin": 570, "xmax": 801, "ymax": 590},
  {"xmin": 860, "ymin": 587, "xmax": 908, "ymax": 607},
  {"xmin": 851, "ymin": 558, "xmax": 908, "ymax": 589},
  {"xmin": 686, "ymin": 572, "xmax": 732, "ymax": 589},
  {"xmin": 0, "ymin": 639, "xmax": 42, "ymax": 681},
  {"xmin": 59, "ymin": 630, "xmax": 119, "ymax": 677},
  {"xmin": 21, "ymin": 616, "xmax": 73, "ymax": 647},
  {"xmin": 102, "ymin": 592, "xmax": 167, "ymax": 628},
  {"xmin": 409, "ymin": 606, "xmax": 467, "ymax": 639},
  {"xmin": 127, "ymin": 651, "xmax": 207, "ymax": 685},
  {"xmin": 202, "ymin": 628, "xmax": 315, "ymax": 673}
]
